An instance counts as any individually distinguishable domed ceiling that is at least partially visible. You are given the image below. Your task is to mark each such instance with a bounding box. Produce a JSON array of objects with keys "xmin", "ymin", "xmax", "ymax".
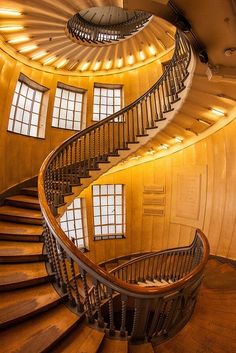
[{"xmin": 0, "ymin": 0, "xmax": 175, "ymax": 75}]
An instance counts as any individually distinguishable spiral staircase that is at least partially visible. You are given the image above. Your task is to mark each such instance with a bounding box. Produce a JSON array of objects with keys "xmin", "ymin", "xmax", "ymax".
[{"xmin": 0, "ymin": 6, "xmax": 236, "ymax": 353}]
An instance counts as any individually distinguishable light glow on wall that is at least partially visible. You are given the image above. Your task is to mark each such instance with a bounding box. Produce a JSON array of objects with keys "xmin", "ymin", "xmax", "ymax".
[
  {"xmin": 19, "ymin": 45, "xmax": 38, "ymax": 53},
  {"xmin": 8, "ymin": 36, "xmax": 29, "ymax": 44},
  {"xmin": 0, "ymin": 9, "xmax": 21, "ymax": 16}
]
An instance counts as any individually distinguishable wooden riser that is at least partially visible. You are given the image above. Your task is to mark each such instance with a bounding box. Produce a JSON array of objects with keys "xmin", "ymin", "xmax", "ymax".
[
  {"xmin": 0, "ymin": 215, "xmax": 42, "ymax": 226},
  {"xmin": 21, "ymin": 187, "xmax": 38, "ymax": 197},
  {"xmin": 0, "ymin": 233, "xmax": 43, "ymax": 242},
  {"xmin": 5, "ymin": 199, "xmax": 41, "ymax": 210}
]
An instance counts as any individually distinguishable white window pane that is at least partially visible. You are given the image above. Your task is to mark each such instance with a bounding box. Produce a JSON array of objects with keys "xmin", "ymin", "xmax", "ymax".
[
  {"xmin": 8, "ymin": 119, "xmax": 13, "ymax": 131},
  {"xmin": 14, "ymin": 121, "xmax": 21, "ymax": 133},
  {"xmin": 75, "ymin": 219, "xmax": 82, "ymax": 228},
  {"xmin": 108, "ymin": 97, "xmax": 113, "ymax": 105},
  {"xmin": 101, "ymin": 206, "xmax": 107, "ymax": 215},
  {"xmin": 60, "ymin": 109, "xmax": 66, "ymax": 119},
  {"xmin": 61, "ymin": 223, "xmax": 68, "ymax": 231},
  {"xmin": 62, "ymin": 90, "xmax": 69, "ymax": 99},
  {"xmin": 108, "ymin": 185, "xmax": 114, "ymax": 194},
  {"xmin": 108, "ymin": 106, "xmax": 113, "ymax": 114},
  {"xmin": 95, "ymin": 226, "xmax": 101, "ymax": 235},
  {"xmin": 115, "ymin": 185, "xmax": 122, "ymax": 194},
  {"xmin": 10, "ymin": 106, "xmax": 16, "ymax": 120},
  {"xmin": 75, "ymin": 102, "xmax": 82, "ymax": 111},
  {"xmin": 16, "ymin": 108, "xmax": 23, "ymax": 121},
  {"xmin": 102, "ymin": 215, "xmax": 108, "ymax": 224},
  {"xmin": 115, "ymin": 97, "xmax": 121, "ymax": 105},
  {"xmin": 27, "ymin": 88, "xmax": 34, "ymax": 99},
  {"xmin": 102, "ymin": 226, "xmax": 108, "ymax": 234},
  {"xmin": 33, "ymin": 102, "xmax": 40, "ymax": 114},
  {"xmin": 94, "ymin": 88, "xmax": 100, "ymax": 96},
  {"xmin": 59, "ymin": 119, "xmax": 66, "ymax": 128},
  {"xmin": 101, "ymin": 88, "xmax": 107, "ymax": 96},
  {"xmin": 93, "ymin": 105, "xmax": 99, "ymax": 114},
  {"xmin": 108, "ymin": 196, "xmax": 114, "ymax": 205},
  {"xmin": 23, "ymin": 111, "xmax": 30, "ymax": 124},
  {"xmin": 116, "ymin": 196, "xmax": 122, "ymax": 205},
  {"xmin": 101, "ymin": 114, "xmax": 107, "ymax": 120},
  {"xmin": 116, "ymin": 206, "xmax": 122, "ymax": 214},
  {"xmin": 101, "ymin": 196, "xmax": 107, "ymax": 206},
  {"xmin": 21, "ymin": 124, "xmax": 28, "ymax": 135},
  {"xmin": 101, "ymin": 97, "xmax": 106, "ymax": 105},
  {"xmin": 56, "ymin": 88, "xmax": 62, "ymax": 97},
  {"xmin": 54, "ymin": 97, "xmax": 61, "ymax": 107},
  {"xmin": 21, "ymin": 83, "xmax": 28, "ymax": 96},
  {"xmin": 15, "ymin": 81, "xmax": 21, "ymax": 93},
  {"xmin": 93, "ymin": 196, "xmax": 100, "ymax": 206},
  {"xmin": 69, "ymin": 91, "xmax": 75, "ymax": 101},
  {"xmin": 94, "ymin": 96, "xmax": 100, "ymax": 104},
  {"xmin": 67, "ymin": 110, "xmax": 73, "ymax": 120},
  {"xmin": 30, "ymin": 125, "xmax": 37, "ymax": 137},
  {"xmin": 108, "ymin": 206, "xmax": 115, "ymax": 214},
  {"xmin": 66, "ymin": 120, "xmax": 73, "ymax": 129},
  {"xmin": 109, "ymin": 225, "xmax": 115, "ymax": 234},
  {"xmin": 53, "ymin": 107, "xmax": 59, "ymax": 118},
  {"xmin": 61, "ymin": 99, "xmax": 67, "ymax": 109},
  {"xmin": 12, "ymin": 92, "xmax": 18, "ymax": 106},
  {"xmin": 93, "ymin": 185, "xmax": 100, "ymax": 195},
  {"xmin": 74, "ymin": 122, "xmax": 81, "ymax": 130},
  {"xmin": 108, "ymin": 90, "xmax": 113, "ymax": 97},
  {"xmin": 18, "ymin": 95, "xmax": 26, "ymax": 109},
  {"xmin": 67, "ymin": 210, "xmax": 73, "ymax": 220},
  {"xmin": 25, "ymin": 98, "xmax": 32, "ymax": 111},
  {"xmin": 93, "ymin": 113, "xmax": 99, "ymax": 121},
  {"xmin": 108, "ymin": 215, "xmax": 114, "ymax": 223},
  {"xmin": 76, "ymin": 93, "xmax": 82, "ymax": 102},
  {"xmin": 31, "ymin": 114, "xmax": 39, "ymax": 125},
  {"xmin": 116, "ymin": 225, "xmax": 122, "ymax": 233},
  {"xmin": 52, "ymin": 117, "xmax": 58, "ymax": 127},
  {"xmin": 114, "ymin": 106, "xmax": 120, "ymax": 113},
  {"xmin": 74, "ymin": 111, "xmax": 81, "ymax": 122},
  {"xmin": 74, "ymin": 199, "xmax": 81, "ymax": 208},
  {"xmin": 116, "ymin": 215, "xmax": 122, "ymax": 224},
  {"xmin": 94, "ymin": 217, "xmax": 100, "ymax": 226},
  {"xmin": 101, "ymin": 105, "xmax": 106, "ymax": 114},
  {"xmin": 68, "ymin": 100, "xmax": 74, "ymax": 110},
  {"xmin": 114, "ymin": 89, "xmax": 121, "ymax": 97},
  {"xmin": 101, "ymin": 185, "xmax": 107, "ymax": 194},
  {"xmin": 94, "ymin": 206, "xmax": 100, "ymax": 216},
  {"xmin": 35, "ymin": 91, "xmax": 42, "ymax": 102}
]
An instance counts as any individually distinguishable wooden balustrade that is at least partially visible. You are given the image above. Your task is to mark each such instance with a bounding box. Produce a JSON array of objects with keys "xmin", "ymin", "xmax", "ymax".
[{"xmin": 38, "ymin": 30, "xmax": 209, "ymax": 345}]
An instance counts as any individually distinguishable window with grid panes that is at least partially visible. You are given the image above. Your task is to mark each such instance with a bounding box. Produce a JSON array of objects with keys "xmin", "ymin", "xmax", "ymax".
[
  {"xmin": 92, "ymin": 184, "xmax": 125, "ymax": 239},
  {"xmin": 60, "ymin": 198, "xmax": 86, "ymax": 249},
  {"xmin": 8, "ymin": 79, "xmax": 44, "ymax": 137},
  {"xmin": 52, "ymin": 86, "xmax": 84, "ymax": 130},
  {"xmin": 93, "ymin": 86, "xmax": 122, "ymax": 121}
]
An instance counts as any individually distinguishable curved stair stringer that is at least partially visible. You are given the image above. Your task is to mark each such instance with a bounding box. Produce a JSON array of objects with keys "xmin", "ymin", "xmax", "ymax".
[{"xmin": 57, "ymin": 47, "xmax": 196, "ymax": 217}]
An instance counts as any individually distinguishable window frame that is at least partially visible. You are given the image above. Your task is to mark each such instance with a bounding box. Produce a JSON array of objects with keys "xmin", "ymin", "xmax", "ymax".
[
  {"xmin": 92, "ymin": 184, "xmax": 126, "ymax": 240},
  {"xmin": 8, "ymin": 73, "xmax": 48, "ymax": 138},
  {"xmin": 52, "ymin": 82, "xmax": 87, "ymax": 131},
  {"xmin": 92, "ymin": 83, "xmax": 123, "ymax": 122}
]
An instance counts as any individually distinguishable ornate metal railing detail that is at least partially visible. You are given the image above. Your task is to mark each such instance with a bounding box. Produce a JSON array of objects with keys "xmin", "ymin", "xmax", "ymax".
[
  {"xmin": 66, "ymin": 11, "xmax": 152, "ymax": 45},
  {"xmin": 38, "ymin": 30, "xmax": 207, "ymax": 345}
]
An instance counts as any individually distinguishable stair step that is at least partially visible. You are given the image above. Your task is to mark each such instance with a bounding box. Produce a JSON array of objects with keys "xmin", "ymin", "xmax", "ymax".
[
  {"xmin": 5, "ymin": 195, "xmax": 40, "ymax": 210},
  {"xmin": 0, "ymin": 304, "xmax": 80, "ymax": 353},
  {"xmin": 0, "ymin": 221, "xmax": 43, "ymax": 242},
  {"xmin": 51, "ymin": 324, "xmax": 105, "ymax": 353},
  {"xmin": 99, "ymin": 337, "xmax": 128, "ymax": 353},
  {"xmin": 0, "ymin": 240, "xmax": 45, "ymax": 263},
  {"xmin": 0, "ymin": 206, "xmax": 42, "ymax": 225},
  {"xmin": 0, "ymin": 282, "xmax": 65, "ymax": 328},
  {"xmin": 129, "ymin": 342, "xmax": 154, "ymax": 353},
  {"xmin": 0, "ymin": 262, "xmax": 52, "ymax": 291},
  {"xmin": 21, "ymin": 187, "xmax": 38, "ymax": 197}
]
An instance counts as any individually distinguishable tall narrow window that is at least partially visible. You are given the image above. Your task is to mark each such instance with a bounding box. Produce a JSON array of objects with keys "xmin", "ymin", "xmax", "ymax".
[
  {"xmin": 60, "ymin": 198, "xmax": 87, "ymax": 249},
  {"xmin": 52, "ymin": 84, "xmax": 86, "ymax": 130},
  {"xmin": 92, "ymin": 184, "xmax": 125, "ymax": 240},
  {"xmin": 8, "ymin": 74, "xmax": 48, "ymax": 138},
  {"xmin": 93, "ymin": 85, "xmax": 122, "ymax": 121}
]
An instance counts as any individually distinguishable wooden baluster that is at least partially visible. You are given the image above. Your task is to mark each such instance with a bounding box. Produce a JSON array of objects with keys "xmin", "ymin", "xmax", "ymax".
[
  {"xmin": 102, "ymin": 124, "xmax": 106, "ymax": 157},
  {"xmin": 51, "ymin": 236, "xmax": 66, "ymax": 292},
  {"xmin": 126, "ymin": 110, "xmax": 130, "ymax": 142},
  {"xmin": 122, "ymin": 113, "xmax": 126, "ymax": 149},
  {"xmin": 81, "ymin": 269, "xmax": 94, "ymax": 323},
  {"xmin": 70, "ymin": 258, "xmax": 84, "ymax": 312},
  {"xmin": 83, "ymin": 135, "xmax": 87, "ymax": 176},
  {"xmin": 120, "ymin": 295, "xmax": 127, "ymax": 337},
  {"xmin": 156, "ymin": 87, "xmax": 164, "ymax": 120},
  {"xmin": 112, "ymin": 118, "xmax": 115, "ymax": 153},
  {"xmin": 108, "ymin": 287, "xmax": 115, "ymax": 336},
  {"xmin": 43, "ymin": 223, "xmax": 56, "ymax": 274},
  {"xmin": 59, "ymin": 246, "xmax": 76, "ymax": 306},
  {"xmin": 131, "ymin": 108, "xmax": 135, "ymax": 142},
  {"xmin": 131, "ymin": 298, "xmax": 150, "ymax": 342},
  {"xmin": 93, "ymin": 279, "xmax": 105, "ymax": 327},
  {"xmin": 135, "ymin": 104, "xmax": 141, "ymax": 136},
  {"xmin": 164, "ymin": 77, "xmax": 171, "ymax": 111}
]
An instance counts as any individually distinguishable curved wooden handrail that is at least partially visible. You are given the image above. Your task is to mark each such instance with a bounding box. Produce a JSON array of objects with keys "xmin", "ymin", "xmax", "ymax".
[{"xmin": 38, "ymin": 29, "xmax": 207, "ymax": 342}]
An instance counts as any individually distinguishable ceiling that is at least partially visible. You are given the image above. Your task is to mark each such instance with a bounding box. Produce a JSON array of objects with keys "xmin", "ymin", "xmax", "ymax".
[{"xmin": 0, "ymin": 0, "xmax": 175, "ymax": 74}]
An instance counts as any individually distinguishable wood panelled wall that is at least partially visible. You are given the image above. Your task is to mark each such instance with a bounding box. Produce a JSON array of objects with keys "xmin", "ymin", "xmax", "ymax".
[
  {"xmin": 0, "ymin": 47, "xmax": 164, "ymax": 192},
  {"xmin": 83, "ymin": 119, "xmax": 236, "ymax": 263}
]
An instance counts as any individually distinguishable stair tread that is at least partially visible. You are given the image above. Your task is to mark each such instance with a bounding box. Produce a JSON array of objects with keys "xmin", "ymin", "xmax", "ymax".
[
  {"xmin": 0, "ymin": 221, "xmax": 43, "ymax": 235},
  {"xmin": 99, "ymin": 338, "xmax": 128, "ymax": 353},
  {"xmin": 51, "ymin": 324, "xmax": 105, "ymax": 353},
  {"xmin": 5, "ymin": 194, "xmax": 39, "ymax": 204},
  {"xmin": 0, "ymin": 240, "xmax": 43, "ymax": 257},
  {"xmin": 0, "ymin": 282, "xmax": 62, "ymax": 327},
  {"xmin": 0, "ymin": 205, "xmax": 42, "ymax": 219},
  {"xmin": 0, "ymin": 304, "xmax": 79, "ymax": 353},
  {"xmin": 129, "ymin": 342, "xmax": 154, "ymax": 353},
  {"xmin": 0, "ymin": 262, "xmax": 48, "ymax": 288},
  {"xmin": 21, "ymin": 187, "xmax": 38, "ymax": 193}
]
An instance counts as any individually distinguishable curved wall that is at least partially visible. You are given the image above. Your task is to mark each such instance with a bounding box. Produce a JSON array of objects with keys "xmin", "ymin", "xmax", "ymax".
[
  {"xmin": 83, "ymin": 118, "xmax": 236, "ymax": 263},
  {"xmin": 0, "ymin": 46, "xmax": 167, "ymax": 192}
]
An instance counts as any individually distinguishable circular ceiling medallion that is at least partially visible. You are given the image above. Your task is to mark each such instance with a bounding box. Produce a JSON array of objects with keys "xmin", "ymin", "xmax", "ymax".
[{"xmin": 66, "ymin": 6, "xmax": 152, "ymax": 46}]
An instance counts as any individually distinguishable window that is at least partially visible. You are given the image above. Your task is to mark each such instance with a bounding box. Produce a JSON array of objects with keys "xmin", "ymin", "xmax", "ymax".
[
  {"xmin": 8, "ymin": 74, "xmax": 47, "ymax": 138},
  {"xmin": 60, "ymin": 198, "xmax": 87, "ymax": 249},
  {"xmin": 92, "ymin": 184, "xmax": 125, "ymax": 239},
  {"xmin": 93, "ymin": 85, "xmax": 122, "ymax": 121},
  {"xmin": 52, "ymin": 84, "xmax": 85, "ymax": 130}
]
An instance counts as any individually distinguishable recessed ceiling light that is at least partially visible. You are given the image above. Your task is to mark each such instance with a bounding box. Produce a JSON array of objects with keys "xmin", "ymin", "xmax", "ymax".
[
  {"xmin": 31, "ymin": 51, "xmax": 47, "ymax": 60},
  {"xmin": 211, "ymin": 108, "xmax": 225, "ymax": 117},
  {"xmin": 56, "ymin": 59, "xmax": 68, "ymax": 69},
  {"xmin": 93, "ymin": 61, "xmax": 101, "ymax": 71},
  {"xmin": 149, "ymin": 45, "xmax": 156, "ymax": 55},
  {"xmin": 0, "ymin": 9, "xmax": 21, "ymax": 16},
  {"xmin": 105, "ymin": 60, "xmax": 112, "ymax": 70},
  {"xmin": 139, "ymin": 50, "xmax": 145, "ymax": 61},
  {"xmin": 174, "ymin": 136, "xmax": 183, "ymax": 143},
  {"xmin": 19, "ymin": 45, "xmax": 38, "ymax": 53},
  {"xmin": 160, "ymin": 144, "xmax": 169, "ymax": 150},
  {"xmin": 0, "ymin": 25, "xmax": 23, "ymax": 31},
  {"xmin": 128, "ymin": 55, "xmax": 134, "ymax": 65},
  {"xmin": 8, "ymin": 36, "xmax": 29, "ymax": 44},
  {"xmin": 117, "ymin": 58, "xmax": 123, "ymax": 68},
  {"xmin": 80, "ymin": 61, "xmax": 90, "ymax": 71}
]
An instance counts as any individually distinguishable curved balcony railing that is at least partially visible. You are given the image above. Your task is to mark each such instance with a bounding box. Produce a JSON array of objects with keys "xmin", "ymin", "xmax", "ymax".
[
  {"xmin": 38, "ymin": 30, "xmax": 206, "ymax": 344},
  {"xmin": 66, "ymin": 11, "xmax": 152, "ymax": 45}
]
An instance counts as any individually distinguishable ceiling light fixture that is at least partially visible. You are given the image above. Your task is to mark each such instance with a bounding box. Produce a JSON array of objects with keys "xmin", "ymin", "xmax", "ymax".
[
  {"xmin": 105, "ymin": 60, "xmax": 112, "ymax": 70},
  {"xmin": 0, "ymin": 9, "xmax": 21, "ymax": 16},
  {"xmin": 149, "ymin": 45, "xmax": 156, "ymax": 56},
  {"xmin": 43, "ymin": 56, "xmax": 57, "ymax": 65},
  {"xmin": 139, "ymin": 50, "xmax": 145, "ymax": 61},
  {"xmin": 174, "ymin": 136, "xmax": 184, "ymax": 143},
  {"xmin": 80, "ymin": 61, "xmax": 90, "ymax": 71},
  {"xmin": 31, "ymin": 51, "xmax": 47, "ymax": 60},
  {"xmin": 56, "ymin": 59, "xmax": 68, "ymax": 69},
  {"xmin": 19, "ymin": 45, "xmax": 38, "ymax": 53},
  {"xmin": 160, "ymin": 144, "xmax": 169, "ymax": 150},
  {"xmin": 117, "ymin": 58, "xmax": 123, "ymax": 68},
  {"xmin": 0, "ymin": 25, "xmax": 23, "ymax": 31},
  {"xmin": 93, "ymin": 61, "xmax": 101, "ymax": 71},
  {"xmin": 211, "ymin": 108, "xmax": 225, "ymax": 117},
  {"xmin": 197, "ymin": 118, "xmax": 212, "ymax": 126},
  {"xmin": 8, "ymin": 36, "xmax": 29, "ymax": 44},
  {"xmin": 128, "ymin": 54, "xmax": 134, "ymax": 65}
]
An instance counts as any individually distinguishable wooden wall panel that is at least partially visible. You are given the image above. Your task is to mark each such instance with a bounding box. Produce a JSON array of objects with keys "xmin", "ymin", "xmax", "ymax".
[
  {"xmin": 82, "ymin": 119, "xmax": 236, "ymax": 263},
  {"xmin": 0, "ymin": 47, "xmax": 162, "ymax": 193}
]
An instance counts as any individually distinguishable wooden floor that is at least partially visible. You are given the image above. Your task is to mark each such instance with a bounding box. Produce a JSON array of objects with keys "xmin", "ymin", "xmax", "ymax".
[{"xmin": 0, "ymin": 187, "xmax": 235, "ymax": 352}]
